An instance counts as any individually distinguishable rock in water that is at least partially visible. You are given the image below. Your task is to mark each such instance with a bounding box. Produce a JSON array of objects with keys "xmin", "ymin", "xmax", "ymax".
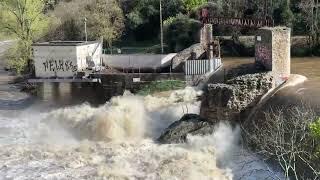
[
  {"xmin": 200, "ymin": 72, "xmax": 274, "ymax": 123},
  {"xmin": 158, "ymin": 114, "xmax": 215, "ymax": 144}
]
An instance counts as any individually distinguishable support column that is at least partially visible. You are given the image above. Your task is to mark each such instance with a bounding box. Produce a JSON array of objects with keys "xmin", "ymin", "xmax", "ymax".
[
  {"xmin": 200, "ymin": 24, "xmax": 213, "ymax": 48},
  {"xmin": 255, "ymin": 27, "xmax": 291, "ymax": 86}
]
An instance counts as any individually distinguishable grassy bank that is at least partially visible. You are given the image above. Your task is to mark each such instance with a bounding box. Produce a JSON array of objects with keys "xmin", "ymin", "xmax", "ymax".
[{"xmin": 137, "ymin": 80, "xmax": 186, "ymax": 96}]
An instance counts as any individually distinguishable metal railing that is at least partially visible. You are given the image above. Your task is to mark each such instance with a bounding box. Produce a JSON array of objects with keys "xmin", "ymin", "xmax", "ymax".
[{"xmin": 185, "ymin": 58, "xmax": 222, "ymax": 75}]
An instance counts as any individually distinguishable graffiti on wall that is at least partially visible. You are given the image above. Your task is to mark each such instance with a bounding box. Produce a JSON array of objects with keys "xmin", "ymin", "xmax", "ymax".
[
  {"xmin": 255, "ymin": 45, "xmax": 272, "ymax": 69},
  {"xmin": 43, "ymin": 59, "xmax": 77, "ymax": 73}
]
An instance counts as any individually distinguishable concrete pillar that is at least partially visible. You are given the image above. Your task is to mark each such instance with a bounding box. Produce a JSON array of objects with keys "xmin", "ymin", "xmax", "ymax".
[
  {"xmin": 200, "ymin": 24, "xmax": 213, "ymax": 47},
  {"xmin": 52, "ymin": 83, "xmax": 60, "ymax": 100},
  {"xmin": 255, "ymin": 27, "xmax": 291, "ymax": 86},
  {"xmin": 37, "ymin": 82, "xmax": 44, "ymax": 99},
  {"xmin": 38, "ymin": 82, "xmax": 57, "ymax": 101},
  {"xmin": 208, "ymin": 45, "xmax": 214, "ymax": 60},
  {"xmin": 58, "ymin": 83, "xmax": 72, "ymax": 102}
]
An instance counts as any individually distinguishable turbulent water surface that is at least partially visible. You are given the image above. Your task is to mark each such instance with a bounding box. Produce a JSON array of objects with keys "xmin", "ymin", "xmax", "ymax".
[
  {"xmin": 1, "ymin": 56, "xmax": 319, "ymax": 180},
  {"xmin": 0, "ymin": 87, "xmax": 280, "ymax": 180}
]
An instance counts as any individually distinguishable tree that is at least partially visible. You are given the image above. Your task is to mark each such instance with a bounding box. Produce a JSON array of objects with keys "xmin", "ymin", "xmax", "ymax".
[
  {"xmin": 0, "ymin": 0, "xmax": 49, "ymax": 74},
  {"xmin": 123, "ymin": 0, "xmax": 187, "ymax": 41},
  {"xmin": 162, "ymin": 0, "xmax": 187, "ymax": 19},
  {"xmin": 46, "ymin": 0, "xmax": 92, "ymax": 41},
  {"xmin": 126, "ymin": 0, "xmax": 160, "ymax": 40},
  {"xmin": 164, "ymin": 14, "xmax": 202, "ymax": 52},
  {"xmin": 183, "ymin": 0, "xmax": 207, "ymax": 13},
  {"xmin": 280, "ymin": 0, "xmax": 294, "ymax": 27},
  {"xmin": 44, "ymin": 0, "xmax": 61, "ymax": 11},
  {"xmin": 299, "ymin": 0, "xmax": 320, "ymax": 53},
  {"xmin": 84, "ymin": 0, "xmax": 124, "ymax": 48}
]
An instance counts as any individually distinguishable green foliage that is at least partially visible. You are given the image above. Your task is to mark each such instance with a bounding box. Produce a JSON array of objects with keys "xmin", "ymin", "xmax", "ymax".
[
  {"xmin": 0, "ymin": 0, "xmax": 50, "ymax": 74},
  {"xmin": 42, "ymin": 0, "xmax": 320, "ymax": 55},
  {"xmin": 280, "ymin": 3, "xmax": 294, "ymax": 27},
  {"xmin": 46, "ymin": 0, "xmax": 91, "ymax": 41},
  {"xmin": 162, "ymin": 0, "xmax": 186, "ymax": 19},
  {"xmin": 61, "ymin": 19, "xmax": 82, "ymax": 41},
  {"xmin": 190, "ymin": 2, "xmax": 222, "ymax": 19},
  {"xmin": 5, "ymin": 43, "xmax": 30, "ymax": 74},
  {"xmin": 126, "ymin": 0, "xmax": 159, "ymax": 29},
  {"xmin": 125, "ymin": 0, "xmax": 160, "ymax": 40},
  {"xmin": 164, "ymin": 14, "xmax": 201, "ymax": 52},
  {"xmin": 310, "ymin": 117, "xmax": 320, "ymax": 160},
  {"xmin": 124, "ymin": 0, "xmax": 186, "ymax": 41},
  {"xmin": 84, "ymin": 0, "xmax": 124, "ymax": 47},
  {"xmin": 48, "ymin": 0, "xmax": 124, "ymax": 45},
  {"xmin": 243, "ymin": 107, "xmax": 320, "ymax": 179},
  {"xmin": 137, "ymin": 80, "xmax": 186, "ymax": 96},
  {"xmin": 311, "ymin": 117, "xmax": 320, "ymax": 138},
  {"xmin": 0, "ymin": 32, "xmax": 13, "ymax": 41},
  {"xmin": 183, "ymin": 0, "xmax": 207, "ymax": 12},
  {"xmin": 0, "ymin": 0, "xmax": 50, "ymax": 41},
  {"xmin": 44, "ymin": 0, "xmax": 61, "ymax": 11}
]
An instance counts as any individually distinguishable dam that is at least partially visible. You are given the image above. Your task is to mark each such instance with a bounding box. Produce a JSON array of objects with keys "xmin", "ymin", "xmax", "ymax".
[
  {"xmin": 0, "ymin": 36, "xmax": 319, "ymax": 179},
  {"xmin": 1, "ymin": 56, "xmax": 319, "ymax": 179},
  {"xmin": 1, "ymin": 0, "xmax": 320, "ymax": 178}
]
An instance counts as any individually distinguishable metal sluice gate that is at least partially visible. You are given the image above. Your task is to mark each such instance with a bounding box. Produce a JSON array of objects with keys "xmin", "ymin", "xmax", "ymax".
[{"xmin": 185, "ymin": 58, "xmax": 222, "ymax": 76}]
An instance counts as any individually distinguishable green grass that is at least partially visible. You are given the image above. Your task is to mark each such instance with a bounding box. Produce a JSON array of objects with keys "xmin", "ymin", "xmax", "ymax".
[{"xmin": 137, "ymin": 80, "xmax": 186, "ymax": 96}]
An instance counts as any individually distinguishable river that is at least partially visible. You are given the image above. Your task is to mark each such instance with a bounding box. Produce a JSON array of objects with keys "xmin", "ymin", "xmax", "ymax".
[
  {"xmin": 0, "ymin": 55, "xmax": 319, "ymax": 179},
  {"xmin": 224, "ymin": 57, "xmax": 320, "ymax": 108}
]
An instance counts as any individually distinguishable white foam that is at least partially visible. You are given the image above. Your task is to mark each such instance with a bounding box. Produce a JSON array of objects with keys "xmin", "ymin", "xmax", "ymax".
[{"xmin": 0, "ymin": 87, "xmax": 281, "ymax": 179}]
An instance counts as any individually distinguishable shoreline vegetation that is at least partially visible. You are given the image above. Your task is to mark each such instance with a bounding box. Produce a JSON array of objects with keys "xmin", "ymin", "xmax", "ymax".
[
  {"xmin": 137, "ymin": 80, "xmax": 186, "ymax": 96},
  {"xmin": 104, "ymin": 35, "xmax": 317, "ymax": 57}
]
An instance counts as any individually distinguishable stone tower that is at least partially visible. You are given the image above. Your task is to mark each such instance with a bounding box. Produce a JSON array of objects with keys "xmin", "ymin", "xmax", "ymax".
[{"xmin": 255, "ymin": 27, "xmax": 291, "ymax": 86}]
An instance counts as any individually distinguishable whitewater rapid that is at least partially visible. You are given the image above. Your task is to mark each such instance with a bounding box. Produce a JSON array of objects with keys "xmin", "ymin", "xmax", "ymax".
[{"xmin": 0, "ymin": 87, "xmax": 280, "ymax": 179}]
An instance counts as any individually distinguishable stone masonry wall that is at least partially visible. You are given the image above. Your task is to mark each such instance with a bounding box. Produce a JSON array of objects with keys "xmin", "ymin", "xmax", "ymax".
[
  {"xmin": 200, "ymin": 72, "xmax": 274, "ymax": 123},
  {"xmin": 255, "ymin": 29, "xmax": 273, "ymax": 70},
  {"xmin": 200, "ymin": 24, "xmax": 213, "ymax": 48},
  {"xmin": 255, "ymin": 27, "xmax": 291, "ymax": 86},
  {"xmin": 272, "ymin": 27, "xmax": 291, "ymax": 85}
]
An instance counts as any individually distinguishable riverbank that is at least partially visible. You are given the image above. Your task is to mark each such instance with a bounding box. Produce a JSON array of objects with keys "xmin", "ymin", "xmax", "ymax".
[
  {"xmin": 0, "ymin": 41, "xmax": 35, "ymax": 110},
  {"xmin": 219, "ymin": 36, "xmax": 320, "ymax": 57}
]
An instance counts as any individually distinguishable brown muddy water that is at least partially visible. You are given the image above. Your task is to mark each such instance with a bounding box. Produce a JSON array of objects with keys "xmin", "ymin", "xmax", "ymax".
[{"xmin": 224, "ymin": 57, "xmax": 320, "ymax": 108}]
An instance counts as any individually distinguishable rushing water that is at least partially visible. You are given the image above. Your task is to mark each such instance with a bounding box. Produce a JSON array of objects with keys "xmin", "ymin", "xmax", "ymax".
[
  {"xmin": 0, "ymin": 88, "xmax": 239, "ymax": 179},
  {"xmin": 0, "ymin": 57, "xmax": 319, "ymax": 179},
  {"xmin": 0, "ymin": 87, "xmax": 280, "ymax": 179}
]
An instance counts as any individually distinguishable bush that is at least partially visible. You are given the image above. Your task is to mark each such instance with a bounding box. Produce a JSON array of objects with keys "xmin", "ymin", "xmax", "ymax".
[
  {"xmin": 5, "ymin": 43, "xmax": 30, "ymax": 75},
  {"xmin": 164, "ymin": 14, "xmax": 201, "ymax": 52},
  {"xmin": 280, "ymin": 3, "xmax": 294, "ymax": 27},
  {"xmin": 137, "ymin": 80, "xmax": 186, "ymax": 96},
  {"xmin": 1, "ymin": 0, "xmax": 50, "ymax": 74},
  {"xmin": 183, "ymin": 0, "xmax": 207, "ymax": 12},
  {"xmin": 242, "ymin": 106, "xmax": 320, "ymax": 179},
  {"xmin": 311, "ymin": 117, "xmax": 320, "ymax": 138}
]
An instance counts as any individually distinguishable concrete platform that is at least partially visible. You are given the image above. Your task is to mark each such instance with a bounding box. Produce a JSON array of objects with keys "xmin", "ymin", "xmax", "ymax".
[{"xmin": 28, "ymin": 78, "xmax": 100, "ymax": 83}]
